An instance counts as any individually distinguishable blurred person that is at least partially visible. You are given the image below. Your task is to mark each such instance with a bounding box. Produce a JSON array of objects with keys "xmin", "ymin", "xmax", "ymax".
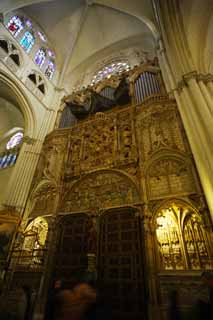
[{"xmin": 54, "ymin": 282, "xmax": 97, "ymax": 320}]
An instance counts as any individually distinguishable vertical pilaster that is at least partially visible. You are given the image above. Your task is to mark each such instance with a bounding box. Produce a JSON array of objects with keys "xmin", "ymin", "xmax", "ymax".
[{"xmin": 141, "ymin": 204, "xmax": 161, "ymax": 320}]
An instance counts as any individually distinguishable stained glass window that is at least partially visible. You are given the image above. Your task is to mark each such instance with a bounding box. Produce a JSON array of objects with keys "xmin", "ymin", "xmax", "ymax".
[
  {"xmin": 45, "ymin": 60, "xmax": 55, "ymax": 79},
  {"xmin": 35, "ymin": 48, "xmax": 46, "ymax": 67},
  {"xmin": 26, "ymin": 20, "xmax": 32, "ymax": 28},
  {"xmin": 47, "ymin": 49, "xmax": 55, "ymax": 58},
  {"xmin": 92, "ymin": 61, "xmax": 130, "ymax": 85},
  {"xmin": 20, "ymin": 31, "xmax": 35, "ymax": 53},
  {"xmin": 38, "ymin": 31, "xmax": 46, "ymax": 42},
  {"xmin": 6, "ymin": 132, "xmax": 24, "ymax": 150},
  {"xmin": 7, "ymin": 16, "xmax": 23, "ymax": 37}
]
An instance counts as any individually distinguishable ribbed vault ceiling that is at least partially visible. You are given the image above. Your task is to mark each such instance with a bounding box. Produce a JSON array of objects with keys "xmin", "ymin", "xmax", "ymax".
[{"xmin": 1, "ymin": 0, "xmax": 158, "ymax": 87}]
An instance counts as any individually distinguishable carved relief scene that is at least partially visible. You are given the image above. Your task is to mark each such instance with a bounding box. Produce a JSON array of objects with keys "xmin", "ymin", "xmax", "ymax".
[{"xmin": 60, "ymin": 171, "xmax": 140, "ymax": 213}]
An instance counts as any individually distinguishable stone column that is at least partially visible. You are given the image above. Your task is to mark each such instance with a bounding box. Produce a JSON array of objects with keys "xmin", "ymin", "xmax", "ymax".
[
  {"xmin": 173, "ymin": 75, "xmax": 213, "ymax": 220},
  {"xmin": 3, "ymin": 109, "xmax": 55, "ymax": 214},
  {"xmin": 197, "ymin": 77, "xmax": 213, "ymax": 115}
]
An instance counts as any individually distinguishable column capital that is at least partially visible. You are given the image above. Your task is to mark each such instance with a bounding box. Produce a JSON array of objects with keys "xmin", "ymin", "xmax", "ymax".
[
  {"xmin": 22, "ymin": 136, "xmax": 37, "ymax": 145},
  {"xmin": 177, "ymin": 71, "xmax": 213, "ymax": 92}
]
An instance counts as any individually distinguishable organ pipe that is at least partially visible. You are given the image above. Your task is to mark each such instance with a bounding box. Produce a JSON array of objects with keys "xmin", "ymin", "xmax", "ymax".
[{"xmin": 134, "ymin": 71, "xmax": 162, "ymax": 104}]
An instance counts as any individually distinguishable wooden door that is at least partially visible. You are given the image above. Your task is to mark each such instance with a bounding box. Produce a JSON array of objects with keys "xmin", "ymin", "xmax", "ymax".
[
  {"xmin": 54, "ymin": 213, "xmax": 89, "ymax": 287},
  {"xmin": 98, "ymin": 208, "xmax": 146, "ymax": 320}
]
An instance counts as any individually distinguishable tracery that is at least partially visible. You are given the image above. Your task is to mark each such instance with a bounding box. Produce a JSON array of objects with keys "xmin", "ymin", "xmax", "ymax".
[{"xmin": 91, "ymin": 61, "xmax": 130, "ymax": 85}]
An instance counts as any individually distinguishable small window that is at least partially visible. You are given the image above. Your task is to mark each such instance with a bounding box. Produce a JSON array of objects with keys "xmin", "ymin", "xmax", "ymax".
[
  {"xmin": 35, "ymin": 48, "xmax": 46, "ymax": 67},
  {"xmin": 45, "ymin": 60, "xmax": 55, "ymax": 79},
  {"xmin": 6, "ymin": 132, "xmax": 24, "ymax": 150},
  {"xmin": 37, "ymin": 31, "xmax": 47, "ymax": 42},
  {"xmin": 20, "ymin": 31, "xmax": 35, "ymax": 53},
  {"xmin": 7, "ymin": 16, "xmax": 24, "ymax": 37}
]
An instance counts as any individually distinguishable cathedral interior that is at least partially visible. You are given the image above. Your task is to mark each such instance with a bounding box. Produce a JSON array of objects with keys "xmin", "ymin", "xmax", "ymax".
[{"xmin": 0, "ymin": 1, "xmax": 213, "ymax": 319}]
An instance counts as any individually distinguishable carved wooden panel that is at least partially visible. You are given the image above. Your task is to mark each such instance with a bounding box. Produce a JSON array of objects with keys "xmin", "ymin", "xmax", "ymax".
[
  {"xmin": 98, "ymin": 208, "xmax": 146, "ymax": 320},
  {"xmin": 54, "ymin": 214, "xmax": 90, "ymax": 287}
]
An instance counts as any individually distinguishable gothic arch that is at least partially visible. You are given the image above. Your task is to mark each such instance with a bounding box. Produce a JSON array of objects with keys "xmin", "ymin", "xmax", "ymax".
[
  {"xmin": 0, "ymin": 37, "xmax": 24, "ymax": 68},
  {"xmin": 25, "ymin": 180, "xmax": 58, "ymax": 220},
  {"xmin": 152, "ymin": 198, "xmax": 213, "ymax": 270},
  {"xmin": 0, "ymin": 71, "xmax": 36, "ymax": 137}
]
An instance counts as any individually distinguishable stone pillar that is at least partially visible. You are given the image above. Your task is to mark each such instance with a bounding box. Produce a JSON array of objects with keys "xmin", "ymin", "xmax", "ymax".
[
  {"xmin": 140, "ymin": 204, "xmax": 161, "ymax": 320},
  {"xmin": 198, "ymin": 78, "xmax": 213, "ymax": 115},
  {"xmin": 173, "ymin": 75, "xmax": 213, "ymax": 220},
  {"xmin": 3, "ymin": 109, "xmax": 55, "ymax": 214},
  {"xmin": 155, "ymin": 2, "xmax": 213, "ymax": 220}
]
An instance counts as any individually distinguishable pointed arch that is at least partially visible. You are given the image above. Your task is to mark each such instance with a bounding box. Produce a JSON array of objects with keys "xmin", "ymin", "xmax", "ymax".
[
  {"xmin": 0, "ymin": 71, "xmax": 36, "ymax": 137},
  {"xmin": 153, "ymin": 198, "xmax": 213, "ymax": 270}
]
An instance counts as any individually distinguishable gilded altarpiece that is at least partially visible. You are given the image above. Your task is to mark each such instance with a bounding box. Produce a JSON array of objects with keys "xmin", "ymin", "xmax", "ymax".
[{"xmin": 6, "ymin": 65, "xmax": 213, "ymax": 320}]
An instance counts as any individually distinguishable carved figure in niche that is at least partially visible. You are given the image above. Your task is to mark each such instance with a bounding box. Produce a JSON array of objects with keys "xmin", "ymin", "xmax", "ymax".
[
  {"xmin": 86, "ymin": 218, "xmax": 97, "ymax": 254},
  {"xmin": 43, "ymin": 145, "xmax": 61, "ymax": 180},
  {"xmin": 151, "ymin": 123, "xmax": 168, "ymax": 150}
]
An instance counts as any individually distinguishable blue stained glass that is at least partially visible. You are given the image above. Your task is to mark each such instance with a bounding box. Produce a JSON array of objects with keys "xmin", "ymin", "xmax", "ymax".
[
  {"xmin": 11, "ymin": 154, "xmax": 17, "ymax": 165},
  {"xmin": 35, "ymin": 48, "xmax": 46, "ymax": 67},
  {"xmin": 2, "ymin": 155, "xmax": 8, "ymax": 168},
  {"xmin": 20, "ymin": 31, "xmax": 35, "ymax": 53},
  {"xmin": 6, "ymin": 154, "xmax": 13, "ymax": 166}
]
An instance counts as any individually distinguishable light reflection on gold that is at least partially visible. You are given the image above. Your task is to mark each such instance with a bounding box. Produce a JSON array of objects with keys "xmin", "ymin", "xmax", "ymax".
[{"xmin": 156, "ymin": 204, "xmax": 212, "ymax": 270}]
